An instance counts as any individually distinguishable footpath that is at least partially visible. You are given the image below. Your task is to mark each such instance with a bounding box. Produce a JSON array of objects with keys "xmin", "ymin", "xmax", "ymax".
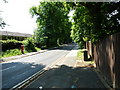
[{"xmin": 25, "ymin": 46, "xmax": 106, "ymax": 89}]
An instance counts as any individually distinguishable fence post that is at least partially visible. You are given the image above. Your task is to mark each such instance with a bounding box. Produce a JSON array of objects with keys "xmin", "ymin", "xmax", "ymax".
[{"xmin": 115, "ymin": 33, "xmax": 120, "ymax": 88}]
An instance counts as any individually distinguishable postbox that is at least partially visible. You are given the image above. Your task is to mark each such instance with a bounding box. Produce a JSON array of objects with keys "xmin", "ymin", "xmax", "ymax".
[{"xmin": 21, "ymin": 45, "xmax": 24, "ymax": 54}]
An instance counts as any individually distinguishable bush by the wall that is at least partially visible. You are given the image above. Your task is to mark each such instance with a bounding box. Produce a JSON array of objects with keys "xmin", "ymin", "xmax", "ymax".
[
  {"xmin": 0, "ymin": 39, "xmax": 23, "ymax": 51},
  {"xmin": 23, "ymin": 37, "xmax": 36, "ymax": 52}
]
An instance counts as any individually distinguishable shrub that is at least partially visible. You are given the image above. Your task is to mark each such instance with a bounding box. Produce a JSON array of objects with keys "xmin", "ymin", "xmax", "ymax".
[
  {"xmin": 78, "ymin": 41, "xmax": 84, "ymax": 49},
  {"xmin": 23, "ymin": 37, "xmax": 37, "ymax": 52},
  {"xmin": 1, "ymin": 49, "xmax": 21, "ymax": 58},
  {"xmin": 0, "ymin": 39, "xmax": 23, "ymax": 51}
]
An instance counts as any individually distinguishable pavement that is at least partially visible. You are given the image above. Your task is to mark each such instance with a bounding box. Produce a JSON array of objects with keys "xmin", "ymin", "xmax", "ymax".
[{"xmin": 25, "ymin": 46, "xmax": 106, "ymax": 89}]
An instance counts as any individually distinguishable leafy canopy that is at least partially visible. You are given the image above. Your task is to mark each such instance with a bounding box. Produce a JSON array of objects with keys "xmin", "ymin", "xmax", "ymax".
[
  {"xmin": 70, "ymin": 2, "xmax": 120, "ymax": 45},
  {"xmin": 30, "ymin": 2, "xmax": 72, "ymax": 48}
]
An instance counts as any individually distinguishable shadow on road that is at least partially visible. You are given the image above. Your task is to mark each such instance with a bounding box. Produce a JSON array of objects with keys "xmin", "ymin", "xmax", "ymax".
[
  {"xmin": 26, "ymin": 64, "xmax": 105, "ymax": 88},
  {"xmin": 2, "ymin": 61, "xmax": 46, "ymax": 88},
  {"xmin": 48, "ymin": 43, "xmax": 77, "ymax": 51}
]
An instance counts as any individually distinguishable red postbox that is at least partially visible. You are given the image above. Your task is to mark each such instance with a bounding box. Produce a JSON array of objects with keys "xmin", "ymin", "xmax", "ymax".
[{"xmin": 21, "ymin": 45, "xmax": 24, "ymax": 54}]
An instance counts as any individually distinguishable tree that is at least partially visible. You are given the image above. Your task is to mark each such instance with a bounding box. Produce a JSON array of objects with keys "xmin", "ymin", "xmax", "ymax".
[
  {"xmin": 0, "ymin": 0, "xmax": 8, "ymax": 29},
  {"xmin": 0, "ymin": 18, "xmax": 6, "ymax": 29},
  {"xmin": 30, "ymin": 2, "xmax": 72, "ymax": 48},
  {"xmin": 30, "ymin": 2, "xmax": 120, "ymax": 49},
  {"xmin": 70, "ymin": 2, "xmax": 120, "ymax": 47},
  {"xmin": 71, "ymin": 3, "xmax": 94, "ymax": 48}
]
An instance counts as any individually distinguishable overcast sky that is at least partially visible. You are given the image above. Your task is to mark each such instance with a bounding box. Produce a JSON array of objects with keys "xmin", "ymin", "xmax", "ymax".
[{"xmin": 0, "ymin": 0, "xmax": 40, "ymax": 34}]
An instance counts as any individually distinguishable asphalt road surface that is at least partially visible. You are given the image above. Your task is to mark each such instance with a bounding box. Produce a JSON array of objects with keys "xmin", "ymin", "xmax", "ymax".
[{"xmin": 1, "ymin": 43, "xmax": 76, "ymax": 89}]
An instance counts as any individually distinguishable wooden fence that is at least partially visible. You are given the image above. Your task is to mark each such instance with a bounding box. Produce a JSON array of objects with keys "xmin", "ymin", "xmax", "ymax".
[{"xmin": 86, "ymin": 32, "xmax": 120, "ymax": 88}]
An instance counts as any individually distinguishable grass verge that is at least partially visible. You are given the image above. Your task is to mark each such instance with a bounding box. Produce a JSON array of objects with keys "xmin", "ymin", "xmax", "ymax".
[
  {"xmin": 0, "ymin": 47, "xmax": 41, "ymax": 58},
  {"xmin": 77, "ymin": 49, "xmax": 84, "ymax": 60},
  {"xmin": 0, "ymin": 49, "xmax": 28, "ymax": 58},
  {"xmin": 77, "ymin": 49, "xmax": 95, "ymax": 65}
]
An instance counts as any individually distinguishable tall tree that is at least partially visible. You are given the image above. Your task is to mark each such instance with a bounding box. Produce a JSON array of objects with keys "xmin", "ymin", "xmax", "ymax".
[
  {"xmin": 70, "ymin": 2, "xmax": 120, "ymax": 46},
  {"xmin": 30, "ymin": 2, "xmax": 72, "ymax": 48}
]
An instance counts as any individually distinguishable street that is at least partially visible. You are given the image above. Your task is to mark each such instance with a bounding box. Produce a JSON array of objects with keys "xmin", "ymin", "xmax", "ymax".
[{"xmin": 1, "ymin": 44, "xmax": 75, "ymax": 88}]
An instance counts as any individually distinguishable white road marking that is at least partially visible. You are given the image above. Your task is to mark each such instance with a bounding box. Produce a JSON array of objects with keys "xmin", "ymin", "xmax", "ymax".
[{"xmin": 0, "ymin": 66, "xmax": 16, "ymax": 72}]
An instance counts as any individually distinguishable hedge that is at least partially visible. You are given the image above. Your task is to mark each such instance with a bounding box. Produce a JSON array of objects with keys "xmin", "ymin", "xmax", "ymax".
[{"xmin": 0, "ymin": 39, "xmax": 23, "ymax": 51}]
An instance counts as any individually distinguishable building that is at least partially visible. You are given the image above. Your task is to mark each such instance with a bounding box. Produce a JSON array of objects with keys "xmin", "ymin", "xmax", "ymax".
[{"xmin": 0, "ymin": 31, "xmax": 32, "ymax": 41}]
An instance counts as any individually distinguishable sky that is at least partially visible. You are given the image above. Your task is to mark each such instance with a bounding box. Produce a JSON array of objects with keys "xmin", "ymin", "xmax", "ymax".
[{"xmin": 0, "ymin": 0, "xmax": 41, "ymax": 34}]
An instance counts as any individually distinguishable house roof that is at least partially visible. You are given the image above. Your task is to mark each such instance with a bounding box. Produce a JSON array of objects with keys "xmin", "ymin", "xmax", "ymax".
[{"xmin": 0, "ymin": 31, "xmax": 32, "ymax": 37}]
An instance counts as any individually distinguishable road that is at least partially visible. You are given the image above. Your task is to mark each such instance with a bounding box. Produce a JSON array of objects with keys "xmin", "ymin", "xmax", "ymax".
[{"xmin": 1, "ymin": 43, "xmax": 75, "ymax": 88}]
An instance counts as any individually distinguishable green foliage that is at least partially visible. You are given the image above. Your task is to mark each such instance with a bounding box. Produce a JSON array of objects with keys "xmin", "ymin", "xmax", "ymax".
[
  {"xmin": 0, "ymin": 39, "xmax": 22, "ymax": 43},
  {"xmin": 1, "ymin": 49, "xmax": 20, "ymax": 58},
  {"xmin": 77, "ymin": 49, "xmax": 84, "ymax": 60},
  {"xmin": 70, "ymin": 2, "xmax": 120, "ymax": 46},
  {"xmin": 35, "ymin": 47, "xmax": 41, "ymax": 51},
  {"xmin": 0, "ymin": 39, "xmax": 23, "ymax": 51},
  {"xmin": 78, "ymin": 42, "xmax": 84, "ymax": 49},
  {"xmin": 30, "ymin": 2, "xmax": 120, "ymax": 49},
  {"xmin": 0, "ymin": 0, "xmax": 7, "ymax": 29},
  {"xmin": 30, "ymin": 2, "xmax": 72, "ymax": 48},
  {"xmin": 0, "ymin": 49, "xmax": 29, "ymax": 58},
  {"xmin": 0, "ymin": 20, "xmax": 6, "ymax": 29},
  {"xmin": 23, "ymin": 37, "xmax": 37, "ymax": 52}
]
